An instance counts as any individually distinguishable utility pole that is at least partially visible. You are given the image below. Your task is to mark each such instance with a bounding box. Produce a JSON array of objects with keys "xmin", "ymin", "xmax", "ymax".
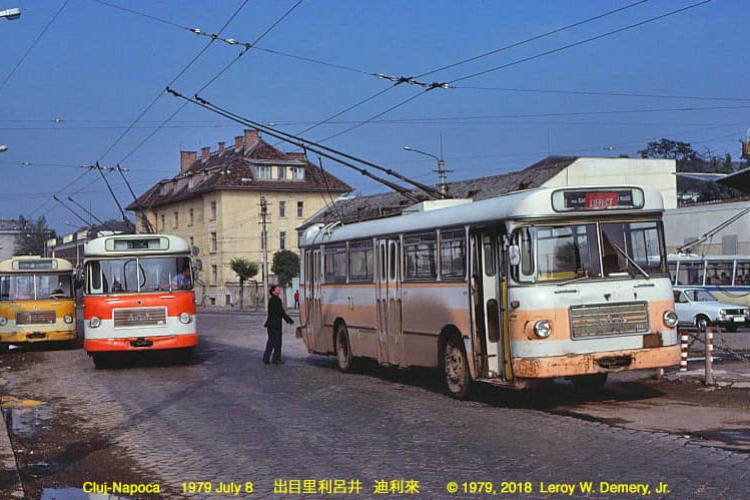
[
  {"xmin": 260, "ymin": 196, "xmax": 269, "ymax": 311},
  {"xmin": 403, "ymin": 142, "xmax": 453, "ymax": 196}
]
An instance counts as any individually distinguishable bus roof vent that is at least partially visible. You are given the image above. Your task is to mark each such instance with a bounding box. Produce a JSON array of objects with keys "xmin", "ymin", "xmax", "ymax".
[{"xmin": 403, "ymin": 199, "xmax": 473, "ymax": 214}]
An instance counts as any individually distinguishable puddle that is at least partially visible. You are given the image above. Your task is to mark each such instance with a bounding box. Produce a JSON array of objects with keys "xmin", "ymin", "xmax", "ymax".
[
  {"xmin": 41, "ymin": 488, "xmax": 131, "ymax": 499},
  {"xmin": 1, "ymin": 396, "xmax": 52, "ymax": 438},
  {"xmin": 697, "ymin": 428, "xmax": 750, "ymax": 446}
]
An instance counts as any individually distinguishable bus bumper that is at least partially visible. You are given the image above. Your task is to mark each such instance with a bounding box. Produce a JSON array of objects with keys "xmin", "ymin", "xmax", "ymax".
[
  {"xmin": 512, "ymin": 344, "xmax": 681, "ymax": 379},
  {"xmin": 0, "ymin": 330, "xmax": 77, "ymax": 343},
  {"xmin": 84, "ymin": 333, "xmax": 198, "ymax": 352}
]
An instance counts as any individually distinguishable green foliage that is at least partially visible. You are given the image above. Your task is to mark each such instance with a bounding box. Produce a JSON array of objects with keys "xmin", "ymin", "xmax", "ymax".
[
  {"xmin": 272, "ymin": 250, "xmax": 299, "ymax": 288},
  {"xmin": 229, "ymin": 257, "xmax": 258, "ymax": 309},
  {"xmin": 639, "ymin": 139, "xmax": 742, "ymax": 204},
  {"xmin": 229, "ymin": 257, "xmax": 258, "ymax": 282},
  {"xmin": 15, "ymin": 216, "xmax": 55, "ymax": 256}
]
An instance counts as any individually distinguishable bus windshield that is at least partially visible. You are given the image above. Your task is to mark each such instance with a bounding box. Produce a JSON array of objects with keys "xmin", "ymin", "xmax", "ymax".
[
  {"xmin": 520, "ymin": 220, "xmax": 666, "ymax": 282},
  {"xmin": 86, "ymin": 256, "xmax": 192, "ymax": 294},
  {"xmin": 0, "ymin": 274, "xmax": 73, "ymax": 301}
]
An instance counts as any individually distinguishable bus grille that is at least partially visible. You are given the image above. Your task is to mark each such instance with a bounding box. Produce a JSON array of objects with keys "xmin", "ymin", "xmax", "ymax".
[
  {"xmin": 16, "ymin": 311, "xmax": 56, "ymax": 325},
  {"xmin": 570, "ymin": 302, "xmax": 649, "ymax": 339},
  {"xmin": 113, "ymin": 307, "xmax": 167, "ymax": 328}
]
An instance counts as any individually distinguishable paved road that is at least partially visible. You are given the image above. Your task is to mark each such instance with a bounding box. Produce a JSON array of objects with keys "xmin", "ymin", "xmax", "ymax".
[{"xmin": 5, "ymin": 312, "xmax": 750, "ymax": 498}]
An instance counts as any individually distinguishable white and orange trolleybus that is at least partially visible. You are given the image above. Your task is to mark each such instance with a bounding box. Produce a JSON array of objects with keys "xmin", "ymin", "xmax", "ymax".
[
  {"xmin": 298, "ymin": 185, "xmax": 681, "ymax": 397},
  {"xmin": 82, "ymin": 234, "xmax": 197, "ymax": 368}
]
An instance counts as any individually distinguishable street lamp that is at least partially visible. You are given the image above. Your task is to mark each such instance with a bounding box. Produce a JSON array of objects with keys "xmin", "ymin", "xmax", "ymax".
[
  {"xmin": 0, "ymin": 7, "xmax": 21, "ymax": 20},
  {"xmin": 403, "ymin": 144, "xmax": 453, "ymax": 195}
]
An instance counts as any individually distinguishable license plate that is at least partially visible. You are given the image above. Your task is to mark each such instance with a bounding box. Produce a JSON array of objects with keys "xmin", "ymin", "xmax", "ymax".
[{"xmin": 733, "ymin": 317, "xmax": 745, "ymax": 323}]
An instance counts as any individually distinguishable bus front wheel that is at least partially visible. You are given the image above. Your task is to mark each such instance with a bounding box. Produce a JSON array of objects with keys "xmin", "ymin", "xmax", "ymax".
[
  {"xmin": 335, "ymin": 323, "xmax": 355, "ymax": 373},
  {"xmin": 443, "ymin": 334, "xmax": 472, "ymax": 399},
  {"xmin": 92, "ymin": 353, "xmax": 110, "ymax": 369},
  {"xmin": 571, "ymin": 373, "xmax": 608, "ymax": 393}
]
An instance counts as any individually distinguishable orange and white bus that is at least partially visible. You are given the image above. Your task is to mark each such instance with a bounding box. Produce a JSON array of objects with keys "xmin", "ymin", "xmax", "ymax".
[
  {"xmin": 298, "ymin": 185, "xmax": 680, "ymax": 397},
  {"xmin": 82, "ymin": 234, "xmax": 197, "ymax": 368},
  {"xmin": 0, "ymin": 256, "xmax": 76, "ymax": 350}
]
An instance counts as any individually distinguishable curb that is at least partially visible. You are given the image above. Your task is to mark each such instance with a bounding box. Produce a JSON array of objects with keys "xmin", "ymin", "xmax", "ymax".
[{"xmin": 0, "ymin": 403, "xmax": 24, "ymax": 498}]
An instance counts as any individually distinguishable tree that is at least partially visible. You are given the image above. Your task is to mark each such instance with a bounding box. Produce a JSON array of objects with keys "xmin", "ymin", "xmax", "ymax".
[
  {"xmin": 272, "ymin": 250, "xmax": 300, "ymax": 288},
  {"xmin": 229, "ymin": 257, "xmax": 258, "ymax": 310},
  {"xmin": 639, "ymin": 138, "xmax": 699, "ymax": 162},
  {"xmin": 15, "ymin": 216, "xmax": 55, "ymax": 256}
]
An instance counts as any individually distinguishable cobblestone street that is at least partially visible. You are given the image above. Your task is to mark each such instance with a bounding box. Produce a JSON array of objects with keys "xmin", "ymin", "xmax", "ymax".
[{"xmin": 3, "ymin": 311, "xmax": 750, "ymax": 498}]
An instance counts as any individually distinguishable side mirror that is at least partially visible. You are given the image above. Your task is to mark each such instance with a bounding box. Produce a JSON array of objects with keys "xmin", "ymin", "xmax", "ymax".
[
  {"xmin": 74, "ymin": 265, "xmax": 84, "ymax": 290},
  {"xmin": 508, "ymin": 245, "xmax": 521, "ymax": 267},
  {"xmin": 191, "ymin": 246, "xmax": 200, "ymax": 257}
]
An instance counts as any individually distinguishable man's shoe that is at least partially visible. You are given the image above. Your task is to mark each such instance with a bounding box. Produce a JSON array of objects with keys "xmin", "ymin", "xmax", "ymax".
[
  {"xmin": 273, "ymin": 360, "xmax": 285, "ymax": 365},
  {"xmin": 263, "ymin": 360, "xmax": 270, "ymax": 365}
]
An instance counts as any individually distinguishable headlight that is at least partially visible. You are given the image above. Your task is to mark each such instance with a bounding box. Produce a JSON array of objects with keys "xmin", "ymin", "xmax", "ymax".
[
  {"xmin": 179, "ymin": 312, "xmax": 192, "ymax": 324},
  {"xmin": 64, "ymin": 314, "xmax": 73, "ymax": 324},
  {"xmin": 0, "ymin": 317, "xmax": 6, "ymax": 327},
  {"xmin": 663, "ymin": 310, "xmax": 679, "ymax": 328},
  {"xmin": 89, "ymin": 317, "xmax": 101, "ymax": 328},
  {"xmin": 533, "ymin": 320, "xmax": 552, "ymax": 338}
]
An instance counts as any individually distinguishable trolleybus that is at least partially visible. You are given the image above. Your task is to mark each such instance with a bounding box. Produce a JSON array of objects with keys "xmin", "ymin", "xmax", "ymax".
[
  {"xmin": 82, "ymin": 234, "xmax": 197, "ymax": 367},
  {"xmin": 298, "ymin": 185, "xmax": 680, "ymax": 397},
  {"xmin": 0, "ymin": 256, "xmax": 77, "ymax": 350},
  {"xmin": 669, "ymin": 253, "xmax": 750, "ymax": 307}
]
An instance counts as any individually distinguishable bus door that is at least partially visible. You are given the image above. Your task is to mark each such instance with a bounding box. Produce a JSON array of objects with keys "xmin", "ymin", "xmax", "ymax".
[
  {"xmin": 310, "ymin": 248, "xmax": 324, "ymax": 351},
  {"xmin": 376, "ymin": 238, "xmax": 403, "ymax": 366},
  {"xmin": 470, "ymin": 230, "xmax": 505, "ymax": 379}
]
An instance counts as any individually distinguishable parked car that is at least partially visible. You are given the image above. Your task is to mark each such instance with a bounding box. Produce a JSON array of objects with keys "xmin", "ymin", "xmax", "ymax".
[{"xmin": 673, "ymin": 287, "xmax": 749, "ymax": 332}]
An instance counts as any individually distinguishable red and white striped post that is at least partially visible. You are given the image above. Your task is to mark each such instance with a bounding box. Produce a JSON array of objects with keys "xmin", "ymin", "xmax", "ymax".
[
  {"xmin": 704, "ymin": 327, "xmax": 715, "ymax": 386},
  {"xmin": 680, "ymin": 330, "xmax": 689, "ymax": 372}
]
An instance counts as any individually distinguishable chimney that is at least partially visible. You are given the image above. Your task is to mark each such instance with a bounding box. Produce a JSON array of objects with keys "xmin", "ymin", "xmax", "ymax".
[
  {"xmin": 180, "ymin": 150, "xmax": 197, "ymax": 173},
  {"xmin": 218, "ymin": 141, "xmax": 225, "ymax": 155},
  {"xmin": 201, "ymin": 146, "xmax": 210, "ymax": 160},
  {"xmin": 243, "ymin": 129, "xmax": 259, "ymax": 151},
  {"xmin": 234, "ymin": 135, "xmax": 243, "ymax": 150}
]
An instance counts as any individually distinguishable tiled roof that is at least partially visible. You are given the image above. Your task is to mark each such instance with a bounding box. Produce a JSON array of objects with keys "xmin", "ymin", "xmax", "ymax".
[
  {"xmin": 300, "ymin": 156, "xmax": 578, "ymax": 228},
  {"xmin": 128, "ymin": 131, "xmax": 352, "ymax": 210},
  {"xmin": 0, "ymin": 219, "xmax": 21, "ymax": 231}
]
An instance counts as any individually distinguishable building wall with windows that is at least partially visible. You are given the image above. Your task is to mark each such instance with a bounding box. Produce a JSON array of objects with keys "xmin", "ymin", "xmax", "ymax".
[
  {"xmin": 663, "ymin": 199, "xmax": 750, "ymax": 255},
  {"xmin": 131, "ymin": 129, "xmax": 351, "ymax": 307}
]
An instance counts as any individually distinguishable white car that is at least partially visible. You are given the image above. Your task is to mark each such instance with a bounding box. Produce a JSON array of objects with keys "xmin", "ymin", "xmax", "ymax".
[{"xmin": 673, "ymin": 287, "xmax": 749, "ymax": 332}]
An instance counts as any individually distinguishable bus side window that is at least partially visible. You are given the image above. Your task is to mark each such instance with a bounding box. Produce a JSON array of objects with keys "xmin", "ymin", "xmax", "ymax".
[{"xmin": 88, "ymin": 261, "xmax": 102, "ymax": 294}]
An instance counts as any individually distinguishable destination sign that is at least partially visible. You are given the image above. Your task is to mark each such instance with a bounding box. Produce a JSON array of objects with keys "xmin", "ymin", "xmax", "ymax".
[
  {"xmin": 15, "ymin": 259, "xmax": 56, "ymax": 270},
  {"xmin": 552, "ymin": 188, "xmax": 644, "ymax": 212}
]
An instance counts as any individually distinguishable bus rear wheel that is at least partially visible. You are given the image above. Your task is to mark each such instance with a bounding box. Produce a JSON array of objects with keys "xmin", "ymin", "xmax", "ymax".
[
  {"xmin": 443, "ymin": 334, "xmax": 472, "ymax": 399},
  {"xmin": 335, "ymin": 323, "xmax": 355, "ymax": 373}
]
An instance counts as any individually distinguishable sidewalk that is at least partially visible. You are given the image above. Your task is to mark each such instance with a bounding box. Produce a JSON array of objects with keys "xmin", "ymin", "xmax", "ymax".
[{"xmin": 0, "ymin": 390, "xmax": 24, "ymax": 498}]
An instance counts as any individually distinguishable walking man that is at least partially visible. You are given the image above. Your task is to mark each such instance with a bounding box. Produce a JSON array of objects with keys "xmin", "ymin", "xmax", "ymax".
[
  {"xmin": 263, "ymin": 285, "xmax": 293, "ymax": 365},
  {"xmin": 293, "ymin": 289, "xmax": 300, "ymax": 309}
]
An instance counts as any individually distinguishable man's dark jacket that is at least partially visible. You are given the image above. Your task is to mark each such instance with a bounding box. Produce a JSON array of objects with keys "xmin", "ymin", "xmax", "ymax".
[{"xmin": 265, "ymin": 295, "xmax": 292, "ymax": 333}]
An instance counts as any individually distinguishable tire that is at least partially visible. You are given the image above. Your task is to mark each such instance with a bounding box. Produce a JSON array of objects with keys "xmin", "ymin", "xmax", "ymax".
[
  {"xmin": 695, "ymin": 315, "xmax": 710, "ymax": 332},
  {"xmin": 92, "ymin": 353, "xmax": 109, "ymax": 369},
  {"xmin": 0, "ymin": 343, "xmax": 9, "ymax": 354},
  {"xmin": 442, "ymin": 334, "xmax": 472, "ymax": 399},
  {"xmin": 335, "ymin": 323, "xmax": 355, "ymax": 372},
  {"xmin": 173, "ymin": 347, "xmax": 194, "ymax": 365},
  {"xmin": 571, "ymin": 373, "xmax": 608, "ymax": 393}
]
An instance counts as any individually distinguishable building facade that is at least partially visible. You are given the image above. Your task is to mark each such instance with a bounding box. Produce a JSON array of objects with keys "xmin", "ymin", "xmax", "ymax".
[
  {"xmin": 663, "ymin": 198, "xmax": 750, "ymax": 255},
  {"xmin": 129, "ymin": 129, "xmax": 351, "ymax": 307},
  {"xmin": 0, "ymin": 220, "xmax": 21, "ymax": 262}
]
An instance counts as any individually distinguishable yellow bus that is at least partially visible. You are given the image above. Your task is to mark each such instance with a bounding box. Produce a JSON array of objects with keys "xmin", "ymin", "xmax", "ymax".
[{"xmin": 0, "ymin": 256, "xmax": 77, "ymax": 350}]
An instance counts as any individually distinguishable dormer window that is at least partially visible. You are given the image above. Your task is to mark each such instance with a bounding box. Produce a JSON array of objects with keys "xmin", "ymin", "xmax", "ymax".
[
  {"xmin": 258, "ymin": 166, "xmax": 272, "ymax": 179},
  {"xmin": 292, "ymin": 167, "xmax": 305, "ymax": 180},
  {"xmin": 188, "ymin": 176, "xmax": 194, "ymax": 189},
  {"xmin": 277, "ymin": 166, "xmax": 286, "ymax": 179}
]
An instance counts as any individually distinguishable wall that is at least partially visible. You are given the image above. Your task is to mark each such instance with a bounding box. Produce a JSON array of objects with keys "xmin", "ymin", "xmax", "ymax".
[{"xmin": 663, "ymin": 200, "xmax": 750, "ymax": 255}]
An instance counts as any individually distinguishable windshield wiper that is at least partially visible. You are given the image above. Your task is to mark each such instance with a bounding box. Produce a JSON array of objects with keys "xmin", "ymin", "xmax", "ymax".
[
  {"xmin": 557, "ymin": 270, "xmax": 590, "ymax": 286},
  {"xmin": 612, "ymin": 243, "xmax": 650, "ymax": 280}
]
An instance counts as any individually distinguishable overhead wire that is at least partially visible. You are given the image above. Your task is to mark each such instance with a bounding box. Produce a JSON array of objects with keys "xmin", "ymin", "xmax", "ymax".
[{"xmin": 0, "ymin": 0, "xmax": 70, "ymax": 95}]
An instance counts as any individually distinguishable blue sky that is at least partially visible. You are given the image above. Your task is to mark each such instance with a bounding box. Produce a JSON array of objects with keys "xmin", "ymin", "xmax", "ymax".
[{"xmin": 1, "ymin": 0, "xmax": 748, "ymax": 231}]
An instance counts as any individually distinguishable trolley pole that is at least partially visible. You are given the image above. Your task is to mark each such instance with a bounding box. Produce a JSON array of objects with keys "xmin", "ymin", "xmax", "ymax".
[{"xmin": 260, "ymin": 196, "xmax": 269, "ymax": 312}]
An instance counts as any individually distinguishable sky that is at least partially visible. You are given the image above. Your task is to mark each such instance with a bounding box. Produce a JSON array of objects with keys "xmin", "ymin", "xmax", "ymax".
[{"xmin": 1, "ymin": 0, "xmax": 748, "ymax": 232}]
